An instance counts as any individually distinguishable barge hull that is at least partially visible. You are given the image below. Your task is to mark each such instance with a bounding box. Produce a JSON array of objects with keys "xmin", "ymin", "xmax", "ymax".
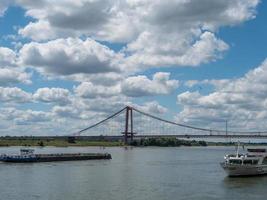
[{"xmin": 2, "ymin": 153, "xmax": 112, "ymax": 163}]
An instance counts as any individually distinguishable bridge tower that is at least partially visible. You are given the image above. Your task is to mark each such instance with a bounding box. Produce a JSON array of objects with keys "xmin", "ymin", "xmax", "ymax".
[{"xmin": 124, "ymin": 106, "xmax": 135, "ymax": 144}]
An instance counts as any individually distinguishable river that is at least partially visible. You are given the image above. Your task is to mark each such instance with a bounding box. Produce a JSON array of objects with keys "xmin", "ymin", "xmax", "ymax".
[{"xmin": 0, "ymin": 146, "xmax": 266, "ymax": 200}]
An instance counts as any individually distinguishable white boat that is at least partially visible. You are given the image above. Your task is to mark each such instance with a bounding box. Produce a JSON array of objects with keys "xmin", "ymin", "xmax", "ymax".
[{"xmin": 221, "ymin": 145, "xmax": 267, "ymax": 177}]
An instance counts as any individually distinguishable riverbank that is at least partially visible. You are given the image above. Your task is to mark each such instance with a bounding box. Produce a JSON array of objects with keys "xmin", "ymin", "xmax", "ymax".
[
  {"xmin": 0, "ymin": 138, "xmax": 123, "ymax": 147},
  {"xmin": 130, "ymin": 137, "xmax": 208, "ymax": 147},
  {"xmin": 0, "ymin": 137, "xmax": 266, "ymax": 147},
  {"xmin": 0, "ymin": 137, "xmax": 208, "ymax": 147}
]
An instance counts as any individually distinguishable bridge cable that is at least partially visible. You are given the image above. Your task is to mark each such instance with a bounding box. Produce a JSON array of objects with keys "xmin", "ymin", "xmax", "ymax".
[
  {"xmin": 77, "ymin": 107, "xmax": 127, "ymax": 135},
  {"xmin": 132, "ymin": 107, "xmax": 267, "ymax": 135}
]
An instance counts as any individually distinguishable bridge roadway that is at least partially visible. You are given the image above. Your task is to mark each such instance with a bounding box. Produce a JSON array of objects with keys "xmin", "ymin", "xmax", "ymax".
[
  {"xmin": 77, "ymin": 134, "xmax": 267, "ymax": 140},
  {"xmin": 137, "ymin": 134, "xmax": 267, "ymax": 139}
]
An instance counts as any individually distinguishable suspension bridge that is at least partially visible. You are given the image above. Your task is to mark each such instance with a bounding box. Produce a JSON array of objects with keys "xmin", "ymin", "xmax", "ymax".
[{"xmin": 74, "ymin": 106, "xmax": 267, "ymax": 144}]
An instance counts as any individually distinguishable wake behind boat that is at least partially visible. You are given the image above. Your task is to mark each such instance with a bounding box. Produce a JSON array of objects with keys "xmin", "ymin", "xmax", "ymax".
[
  {"xmin": 221, "ymin": 145, "xmax": 267, "ymax": 177},
  {"xmin": 0, "ymin": 149, "xmax": 112, "ymax": 163}
]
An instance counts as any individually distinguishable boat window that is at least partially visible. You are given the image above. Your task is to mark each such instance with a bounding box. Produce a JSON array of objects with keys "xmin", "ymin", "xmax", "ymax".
[
  {"xmin": 253, "ymin": 160, "xmax": 258, "ymax": 165},
  {"xmin": 229, "ymin": 159, "xmax": 242, "ymax": 164},
  {"xmin": 243, "ymin": 160, "xmax": 258, "ymax": 165},
  {"xmin": 262, "ymin": 157, "xmax": 267, "ymax": 164},
  {"xmin": 243, "ymin": 160, "xmax": 253, "ymax": 165}
]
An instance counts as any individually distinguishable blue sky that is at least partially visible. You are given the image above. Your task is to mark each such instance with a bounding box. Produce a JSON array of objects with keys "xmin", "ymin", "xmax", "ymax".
[
  {"xmin": 0, "ymin": 0, "xmax": 266, "ymax": 135},
  {"xmin": 137, "ymin": 1, "xmax": 267, "ymax": 116}
]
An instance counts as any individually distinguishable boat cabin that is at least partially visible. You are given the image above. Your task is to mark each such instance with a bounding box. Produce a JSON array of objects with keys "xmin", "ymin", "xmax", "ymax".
[
  {"xmin": 247, "ymin": 148, "xmax": 266, "ymax": 153},
  {"xmin": 227, "ymin": 158, "xmax": 258, "ymax": 165},
  {"xmin": 20, "ymin": 149, "xmax": 34, "ymax": 156},
  {"xmin": 225, "ymin": 148, "xmax": 267, "ymax": 166}
]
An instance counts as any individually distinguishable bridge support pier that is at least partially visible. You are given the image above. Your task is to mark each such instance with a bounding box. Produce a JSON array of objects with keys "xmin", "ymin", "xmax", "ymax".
[{"xmin": 124, "ymin": 106, "xmax": 134, "ymax": 145}]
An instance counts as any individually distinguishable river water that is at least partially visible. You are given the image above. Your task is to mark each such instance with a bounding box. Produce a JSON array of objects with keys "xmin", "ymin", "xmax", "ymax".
[{"xmin": 0, "ymin": 146, "xmax": 267, "ymax": 200}]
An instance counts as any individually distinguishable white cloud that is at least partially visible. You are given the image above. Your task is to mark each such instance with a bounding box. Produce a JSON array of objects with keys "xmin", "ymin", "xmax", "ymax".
[
  {"xmin": 74, "ymin": 82, "xmax": 120, "ymax": 98},
  {"xmin": 52, "ymin": 105, "xmax": 79, "ymax": 119},
  {"xmin": 16, "ymin": 0, "xmax": 258, "ymax": 71},
  {"xmin": 0, "ymin": 47, "xmax": 17, "ymax": 67},
  {"xmin": 0, "ymin": 107, "xmax": 52, "ymax": 125},
  {"xmin": 0, "ymin": 0, "xmax": 263, "ymax": 136},
  {"xmin": 121, "ymin": 72, "xmax": 179, "ymax": 97},
  {"xmin": 19, "ymin": 37, "xmax": 123, "ymax": 76},
  {"xmin": 73, "ymin": 95, "xmax": 129, "ymax": 114},
  {"xmin": 19, "ymin": 20, "xmax": 60, "ymax": 41},
  {"xmin": 184, "ymin": 79, "xmax": 230, "ymax": 88},
  {"xmin": 69, "ymin": 72, "xmax": 123, "ymax": 86},
  {"xmin": 0, "ymin": 87, "xmax": 32, "ymax": 103},
  {"xmin": 176, "ymin": 59, "xmax": 267, "ymax": 130},
  {"xmin": 184, "ymin": 80, "xmax": 199, "ymax": 88},
  {"xmin": 33, "ymin": 87, "xmax": 71, "ymax": 105},
  {"xmin": 132, "ymin": 101, "xmax": 168, "ymax": 114},
  {"xmin": 17, "ymin": 0, "xmax": 136, "ymax": 42},
  {"xmin": 17, "ymin": 0, "xmax": 259, "ymax": 42},
  {"xmin": 15, "ymin": 110, "xmax": 52, "ymax": 125},
  {"xmin": 0, "ymin": 47, "xmax": 32, "ymax": 86},
  {"xmin": 124, "ymin": 31, "xmax": 228, "ymax": 69},
  {"xmin": 0, "ymin": 68, "xmax": 31, "ymax": 85}
]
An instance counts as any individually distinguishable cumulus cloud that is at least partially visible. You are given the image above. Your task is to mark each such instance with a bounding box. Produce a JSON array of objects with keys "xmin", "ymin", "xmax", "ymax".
[
  {"xmin": 0, "ymin": 0, "xmax": 262, "ymax": 135},
  {"xmin": 132, "ymin": 101, "xmax": 168, "ymax": 114},
  {"xmin": 0, "ymin": 47, "xmax": 17, "ymax": 67},
  {"xmin": 0, "ymin": 47, "xmax": 32, "ymax": 86},
  {"xmin": 121, "ymin": 72, "xmax": 179, "ymax": 97},
  {"xmin": 74, "ymin": 82, "xmax": 120, "ymax": 98},
  {"xmin": 16, "ymin": 0, "xmax": 258, "ymax": 71},
  {"xmin": 0, "ymin": 107, "xmax": 52, "ymax": 125},
  {"xmin": 52, "ymin": 105, "xmax": 79, "ymax": 119},
  {"xmin": 19, "ymin": 20, "xmax": 60, "ymax": 41},
  {"xmin": 176, "ymin": 59, "xmax": 267, "ymax": 130},
  {"xmin": 184, "ymin": 79, "xmax": 230, "ymax": 88},
  {"xmin": 15, "ymin": 111, "xmax": 51, "ymax": 125},
  {"xmin": 33, "ymin": 87, "xmax": 71, "ymax": 105},
  {"xmin": 17, "ymin": 0, "xmax": 259, "ymax": 42},
  {"xmin": 73, "ymin": 95, "xmax": 129, "ymax": 114},
  {"xmin": 69, "ymin": 72, "xmax": 123, "ymax": 86},
  {"xmin": 17, "ymin": 0, "xmax": 136, "ymax": 42},
  {"xmin": 124, "ymin": 31, "xmax": 228, "ymax": 69},
  {"xmin": 0, "ymin": 68, "xmax": 31, "ymax": 85},
  {"xmin": 19, "ymin": 37, "xmax": 122, "ymax": 76},
  {"xmin": 0, "ymin": 87, "xmax": 32, "ymax": 103}
]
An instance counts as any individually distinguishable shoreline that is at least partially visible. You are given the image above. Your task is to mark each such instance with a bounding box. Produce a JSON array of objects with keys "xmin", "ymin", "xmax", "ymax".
[{"xmin": 0, "ymin": 138, "xmax": 267, "ymax": 147}]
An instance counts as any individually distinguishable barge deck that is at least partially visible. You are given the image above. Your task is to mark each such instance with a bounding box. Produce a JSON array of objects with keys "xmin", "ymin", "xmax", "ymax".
[{"xmin": 0, "ymin": 149, "xmax": 112, "ymax": 163}]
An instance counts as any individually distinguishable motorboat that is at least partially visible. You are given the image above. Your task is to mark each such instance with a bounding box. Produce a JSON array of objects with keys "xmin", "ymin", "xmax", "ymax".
[{"xmin": 221, "ymin": 144, "xmax": 267, "ymax": 176}]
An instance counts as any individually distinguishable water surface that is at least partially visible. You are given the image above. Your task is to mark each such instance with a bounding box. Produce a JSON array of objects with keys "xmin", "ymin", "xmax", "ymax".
[{"xmin": 0, "ymin": 146, "xmax": 266, "ymax": 200}]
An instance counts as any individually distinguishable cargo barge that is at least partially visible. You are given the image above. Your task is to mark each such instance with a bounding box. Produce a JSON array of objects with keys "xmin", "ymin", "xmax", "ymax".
[{"xmin": 0, "ymin": 149, "xmax": 112, "ymax": 163}]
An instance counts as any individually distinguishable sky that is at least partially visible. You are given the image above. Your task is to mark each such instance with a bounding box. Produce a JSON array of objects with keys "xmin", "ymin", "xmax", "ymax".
[{"xmin": 0, "ymin": 0, "xmax": 266, "ymax": 136}]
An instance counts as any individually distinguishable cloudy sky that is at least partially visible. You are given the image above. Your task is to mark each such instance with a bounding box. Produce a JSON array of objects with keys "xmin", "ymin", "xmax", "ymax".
[{"xmin": 0, "ymin": 0, "xmax": 266, "ymax": 136}]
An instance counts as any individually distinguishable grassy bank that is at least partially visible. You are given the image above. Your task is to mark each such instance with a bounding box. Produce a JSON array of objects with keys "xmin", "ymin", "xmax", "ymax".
[
  {"xmin": 0, "ymin": 137, "xmax": 265, "ymax": 147},
  {"xmin": 0, "ymin": 137, "xmax": 208, "ymax": 147},
  {"xmin": 130, "ymin": 138, "xmax": 208, "ymax": 147},
  {"xmin": 0, "ymin": 138, "xmax": 123, "ymax": 147}
]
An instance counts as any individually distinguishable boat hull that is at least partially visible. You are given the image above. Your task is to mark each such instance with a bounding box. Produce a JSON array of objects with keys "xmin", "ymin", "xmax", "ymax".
[
  {"xmin": 1, "ymin": 153, "xmax": 112, "ymax": 163},
  {"xmin": 220, "ymin": 163, "xmax": 267, "ymax": 177}
]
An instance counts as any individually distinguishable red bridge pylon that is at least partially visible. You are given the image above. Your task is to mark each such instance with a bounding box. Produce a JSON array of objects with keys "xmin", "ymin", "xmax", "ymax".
[{"xmin": 123, "ymin": 106, "xmax": 136, "ymax": 144}]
